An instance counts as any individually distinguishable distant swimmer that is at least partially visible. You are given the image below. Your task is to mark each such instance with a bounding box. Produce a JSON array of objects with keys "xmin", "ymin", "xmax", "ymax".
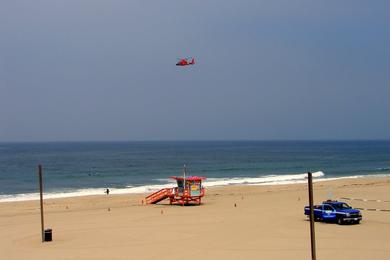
[{"xmin": 105, "ymin": 188, "xmax": 110, "ymax": 195}]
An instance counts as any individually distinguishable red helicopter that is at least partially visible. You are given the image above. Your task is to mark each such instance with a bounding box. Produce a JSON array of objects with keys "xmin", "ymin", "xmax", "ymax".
[{"xmin": 176, "ymin": 57, "xmax": 195, "ymax": 66}]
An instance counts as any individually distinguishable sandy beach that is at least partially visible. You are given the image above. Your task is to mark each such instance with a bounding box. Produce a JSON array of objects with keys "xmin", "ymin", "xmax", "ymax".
[{"xmin": 1, "ymin": 177, "xmax": 390, "ymax": 260}]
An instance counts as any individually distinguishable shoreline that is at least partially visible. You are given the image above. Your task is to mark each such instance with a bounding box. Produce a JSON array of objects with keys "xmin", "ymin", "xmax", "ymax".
[
  {"xmin": 1, "ymin": 175, "xmax": 390, "ymax": 211},
  {"xmin": 1, "ymin": 172, "xmax": 389, "ymax": 203}
]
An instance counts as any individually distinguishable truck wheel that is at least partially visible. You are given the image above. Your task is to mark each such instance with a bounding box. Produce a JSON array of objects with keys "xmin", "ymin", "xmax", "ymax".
[
  {"xmin": 355, "ymin": 220, "xmax": 360, "ymax": 224},
  {"xmin": 337, "ymin": 217, "xmax": 344, "ymax": 225}
]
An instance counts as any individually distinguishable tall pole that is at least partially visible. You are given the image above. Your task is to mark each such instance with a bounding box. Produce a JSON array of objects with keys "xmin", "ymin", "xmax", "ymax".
[
  {"xmin": 38, "ymin": 165, "xmax": 45, "ymax": 242},
  {"xmin": 308, "ymin": 172, "xmax": 316, "ymax": 260},
  {"xmin": 183, "ymin": 164, "xmax": 186, "ymax": 206}
]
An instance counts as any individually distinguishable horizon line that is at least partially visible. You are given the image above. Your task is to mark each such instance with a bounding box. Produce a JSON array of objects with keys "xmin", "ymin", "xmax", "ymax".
[{"xmin": 1, "ymin": 139, "xmax": 390, "ymax": 144}]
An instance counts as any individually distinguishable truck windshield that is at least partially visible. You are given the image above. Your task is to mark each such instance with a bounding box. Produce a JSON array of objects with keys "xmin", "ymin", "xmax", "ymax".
[{"xmin": 332, "ymin": 203, "xmax": 351, "ymax": 210}]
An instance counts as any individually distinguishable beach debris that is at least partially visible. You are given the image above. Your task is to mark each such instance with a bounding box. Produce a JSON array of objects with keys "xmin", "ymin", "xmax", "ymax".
[{"xmin": 234, "ymin": 203, "xmax": 237, "ymax": 207}]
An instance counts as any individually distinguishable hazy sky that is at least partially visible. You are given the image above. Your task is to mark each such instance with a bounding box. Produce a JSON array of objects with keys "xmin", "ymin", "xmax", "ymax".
[{"xmin": 1, "ymin": 0, "xmax": 389, "ymax": 141}]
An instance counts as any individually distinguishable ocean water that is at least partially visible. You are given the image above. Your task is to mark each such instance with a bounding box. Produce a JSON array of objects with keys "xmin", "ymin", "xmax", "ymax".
[{"xmin": 0, "ymin": 141, "xmax": 390, "ymax": 202}]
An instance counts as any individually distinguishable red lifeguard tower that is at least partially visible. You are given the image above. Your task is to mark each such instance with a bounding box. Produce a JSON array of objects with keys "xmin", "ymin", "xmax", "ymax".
[{"xmin": 146, "ymin": 166, "xmax": 206, "ymax": 205}]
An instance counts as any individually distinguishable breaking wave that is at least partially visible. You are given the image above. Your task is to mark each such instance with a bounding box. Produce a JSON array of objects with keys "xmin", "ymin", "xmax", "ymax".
[
  {"xmin": 2, "ymin": 171, "xmax": 389, "ymax": 202},
  {"xmin": 0, "ymin": 171, "xmax": 324, "ymax": 202}
]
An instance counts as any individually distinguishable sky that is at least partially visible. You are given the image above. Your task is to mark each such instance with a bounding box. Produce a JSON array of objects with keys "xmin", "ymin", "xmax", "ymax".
[{"xmin": 1, "ymin": 0, "xmax": 389, "ymax": 141}]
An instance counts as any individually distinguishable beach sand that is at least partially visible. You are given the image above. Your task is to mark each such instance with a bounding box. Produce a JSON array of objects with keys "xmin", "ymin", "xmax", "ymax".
[{"xmin": 1, "ymin": 177, "xmax": 390, "ymax": 260}]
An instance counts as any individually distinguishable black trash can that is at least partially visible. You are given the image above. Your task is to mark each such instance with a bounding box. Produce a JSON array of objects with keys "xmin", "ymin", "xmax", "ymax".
[{"xmin": 44, "ymin": 228, "xmax": 52, "ymax": 242}]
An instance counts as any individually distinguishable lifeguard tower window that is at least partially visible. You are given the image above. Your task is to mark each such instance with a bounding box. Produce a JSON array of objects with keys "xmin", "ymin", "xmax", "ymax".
[{"xmin": 177, "ymin": 180, "xmax": 184, "ymax": 188}]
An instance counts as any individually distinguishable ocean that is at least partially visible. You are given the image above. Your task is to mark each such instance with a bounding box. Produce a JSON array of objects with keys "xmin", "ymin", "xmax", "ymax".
[{"xmin": 1, "ymin": 141, "xmax": 390, "ymax": 202}]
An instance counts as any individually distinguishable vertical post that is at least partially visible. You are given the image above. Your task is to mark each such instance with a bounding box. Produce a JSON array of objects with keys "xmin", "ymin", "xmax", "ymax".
[
  {"xmin": 38, "ymin": 165, "xmax": 45, "ymax": 242},
  {"xmin": 183, "ymin": 164, "xmax": 186, "ymax": 206},
  {"xmin": 308, "ymin": 172, "xmax": 316, "ymax": 260}
]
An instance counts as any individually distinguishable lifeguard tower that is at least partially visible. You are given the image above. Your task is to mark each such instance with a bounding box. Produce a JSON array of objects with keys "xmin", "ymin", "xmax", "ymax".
[{"xmin": 145, "ymin": 166, "xmax": 206, "ymax": 205}]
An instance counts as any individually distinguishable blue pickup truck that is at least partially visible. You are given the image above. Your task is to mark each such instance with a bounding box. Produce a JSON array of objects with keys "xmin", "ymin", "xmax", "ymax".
[{"xmin": 304, "ymin": 200, "xmax": 362, "ymax": 225}]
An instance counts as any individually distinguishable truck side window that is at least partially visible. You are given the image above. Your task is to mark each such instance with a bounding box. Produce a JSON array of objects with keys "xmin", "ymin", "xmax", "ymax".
[{"xmin": 324, "ymin": 205, "xmax": 333, "ymax": 211}]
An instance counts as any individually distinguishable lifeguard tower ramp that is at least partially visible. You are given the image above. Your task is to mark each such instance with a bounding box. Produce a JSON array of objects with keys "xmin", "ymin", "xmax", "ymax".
[{"xmin": 145, "ymin": 188, "xmax": 173, "ymax": 204}]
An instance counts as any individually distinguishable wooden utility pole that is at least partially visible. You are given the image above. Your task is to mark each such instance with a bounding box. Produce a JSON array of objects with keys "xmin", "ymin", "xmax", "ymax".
[
  {"xmin": 38, "ymin": 165, "xmax": 45, "ymax": 242},
  {"xmin": 308, "ymin": 172, "xmax": 316, "ymax": 260}
]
